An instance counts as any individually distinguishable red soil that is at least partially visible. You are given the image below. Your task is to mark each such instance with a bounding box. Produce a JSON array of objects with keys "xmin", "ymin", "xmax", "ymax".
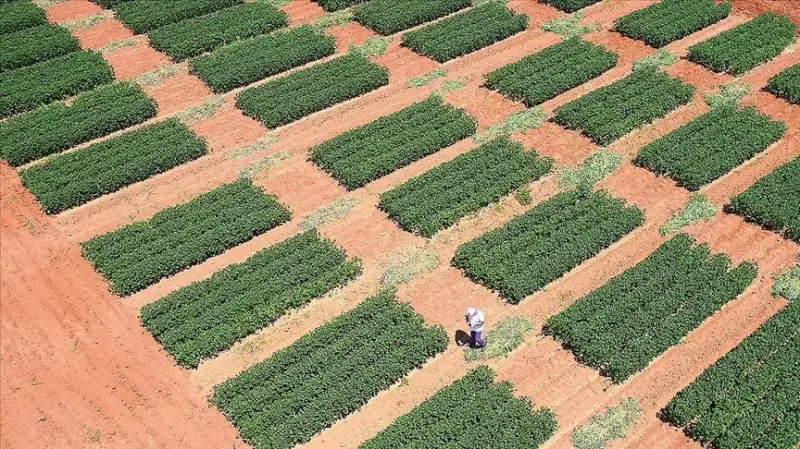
[
  {"xmin": 45, "ymin": 0, "xmax": 101, "ymax": 23},
  {"xmin": 6, "ymin": 1, "xmax": 800, "ymax": 448},
  {"xmin": 74, "ymin": 19, "xmax": 134, "ymax": 50},
  {"xmin": 731, "ymin": 0, "xmax": 800, "ymax": 23},
  {"xmin": 0, "ymin": 164, "xmax": 244, "ymax": 449}
]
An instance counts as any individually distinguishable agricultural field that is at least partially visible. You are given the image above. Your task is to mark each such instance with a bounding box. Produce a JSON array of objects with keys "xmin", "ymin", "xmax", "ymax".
[{"xmin": 1, "ymin": 1, "xmax": 799, "ymax": 449}]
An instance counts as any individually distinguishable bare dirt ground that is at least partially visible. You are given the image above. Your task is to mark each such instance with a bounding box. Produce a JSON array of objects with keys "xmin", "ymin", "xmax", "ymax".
[{"xmin": 3, "ymin": 1, "xmax": 800, "ymax": 448}]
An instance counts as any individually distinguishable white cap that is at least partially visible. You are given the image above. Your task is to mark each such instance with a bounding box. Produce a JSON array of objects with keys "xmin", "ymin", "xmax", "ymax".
[{"xmin": 465, "ymin": 307, "xmax": 476, "ymax": 316}]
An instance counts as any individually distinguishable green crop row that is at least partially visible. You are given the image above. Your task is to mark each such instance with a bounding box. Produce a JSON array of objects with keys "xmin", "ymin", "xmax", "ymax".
[
  {"xmin": 0, "ymin": 24, "xmax": 80, "ymax": 72},
  {"xmin": 82, "ymin": 178, "xmax": 291, "ymax": 296},
  {"xmin": 313, "ymin": 0, "xmax": 366, "ymax": 12},
  {"xmin": 236, "ymin": 52, "xmax": 389, "ymax": 128},
  {"xmin": 148, "ymin": 2, "xmax": 288, "ymax": 61},
  {"xmin": 453, "ymin": 190, "xmax": 644, "ymax": 303},
  {"xmin": 540, "ymin": 0, "xmax": 601, "ymax": 13},
  {"xmin": 379, "ymin": 137, "xmax": 552, "ymax": 237},
  {"xmin": 485, "ymin": 37, "xmax": 618, "ymax": 107},
  {"xmin": 310, "ymin": 96, "xmax": 476, "ymax": 190},
  {"xmin": 361, "ymin": 366, "xmax": 557, "ymax": 448},
  {"xmin": 687, "ymin": 13, "xmax": 796, "ymax": 76},
  {"xmin": 190, "ymin": 25, "xmax": 336, "ymax": 93},
  {"xmin": 0, "ymin": 0, "xmax": 47, "ymax": 36},
  {"xmin": 0, "ymin": 50, "xmax": 114, "ymax": 119},
  {"xmin": 553, "ymin": 68, "xmax": 694, "ymax": 146},
  {"xmin": 402, "ymin": 3, "xmax": 528, "ymax": 63},
  {"xmin": 766, "ymin": 63, "xmax": 800, "ymax": 104},
  {"xmin": 89, "ymin": 0, "xmax": 129, "ymax": 8},
  {"xmin": 20, "ymin": 118, "xmax": 206, "ymax": 215},
  {"xmin": 141, "ymin": 230, "xmax": 360, "ymax": 368},
  {"xmin": 545, "ymin": 234, "xmax": 758, "ymax": 383},
  {"xmin": 0, "ymin": 82, "xmax": 156, "ymax": 167},
  {"xmin": 614, "ymin": 0, "xmax": 731, "ymax": 48},
  {"xmin": 727, "ymin": 157, "xmax": 800, "ymax": 244},
  {"xmin": 354, "ymin": 0, "xmax": 471, "ymax": 35},
  {"xmin": 662, "ymin": 300, "xmax": 800, "ymax": 448},
  {"xmin": 114, "ymin": 0, "xmax": 242, "ymax": 34},
  {"xmin": 634, "ymin": 106, "xmax": 786, "ymax": 191},
  {"xmin": 212, "ymin": 289, "xmax": 448, "ymax": 449}
]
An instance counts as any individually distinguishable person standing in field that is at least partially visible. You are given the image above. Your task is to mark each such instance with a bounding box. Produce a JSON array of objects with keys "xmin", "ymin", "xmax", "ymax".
[{"xmin": 465, "ymin": 307, "xmax": 486, "ymax": 349}]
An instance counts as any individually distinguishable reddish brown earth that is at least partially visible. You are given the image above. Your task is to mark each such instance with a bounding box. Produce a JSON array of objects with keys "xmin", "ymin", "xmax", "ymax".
[{"xmin": 4, "ymin": 1, "xmax": 800, "ymax": 449}]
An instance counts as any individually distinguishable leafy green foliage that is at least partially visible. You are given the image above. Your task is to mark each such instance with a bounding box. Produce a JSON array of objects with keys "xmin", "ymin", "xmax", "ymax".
[
  {"xmin": 634, "ymin": 106, "xmax": 786, "ymax": 190},
  {"xmin": 572, "ymin": 398, "xmax": 642, "ymax": 449},
  {"xmin": 380, "ymin": 137, "xmax": 552, "ymax": 237},
  {"xmin": 310, "ymin": 96, "xmax": 476, "ymax": 190},
  {"xmin": 486, "ymin": 38, "xmax": 617, "ymax": 107},
  {"xmin": 20, "ymin": 119, "xmax": 206, "ymax": 214},
  {"xmin": 614, "ymin": 0, "xmax": 730, "ymax": 48},
  {"xmin": 727, "ymin": 157, "xmax": 800, "ymax": 244},
  {"xmin": 553, "ymin": 68, "xmax": 694, "ymax": 146},
  {"xmin": 0, "ymin": 50, "xmax": 114, "ymax": 119},
  {"xmin": 212, "ymin": 290, "xmax": 448, "ymax": 449},
  {"xmin": 660, "ymin": 194, "xmax": 717, "ymax": 236},
  {"xmin": 355, "ymin": 0, "xmax": 471, "ymax": 35},
  {"xmin": 453, "ymin": 190, "xmax": 644, "ymax": 303},
  {"xmin": 402, "ymin": 3, "xmax": 528, "ymax": 62},
  {"xmin": 766, "ymin": 63, "xmax": 800, "ymax": 105},
  {"xmin": 464, "ymin": 316, "xmax": 533, "ymax": 361},
  {"xmin": 147, "ymin": 3, "xmax": 288, "ymax": 61},
  {"xmin": 361, "ymin": 366, "xmax": 557, "ymax": 448},
  {"xmin": 0, "ymin": 24, "xmax": 80, "ymax": 72},
  {"xmin": 704, "ymin": 81, "xmax": 750, "ymax": 109},
  {"xmin": 141, "ymin": 230, "xmax": 360, "ymax": 367},
  {"xmin": 540, "ymin": 0, "xmax": 600, "ymax": 13},
  {"xmin": 190, "ymin": 25, "xmax": 335, "ymax": 93},
  {"xmin": 515, "ymin": 187, "xmax": 533, "ymax": 205},
  {"xmin": 687, "ymin": 13, "xmax": 796, "ymax": 75},
  {"xmin": 631, "ymin": 49, "xmax": 678, "ymax": 72},
  {"xmin": 0, "ymin": 0, "xmax": 47, "ymax": 36},
  {"xmin": 236, "ymin": 53, "xmax": 389, "ymax": 128},
  {"xmin": 662, "ymin": 300, "xmax": 800, "ymax": 448},
  {"xmin": 0, "ymin": 82, "xmax": 156, "ymax": 167},
  {"xmin": 313, "ymin": 0, "xmax": 367, "ymax": 12},
  {"xmin": 545, "ymin": 234, "xmax": 757, "ymax": 383},
  {"xmin": 82, "ymin": 179, "xmax": 290, "ymax": 295},
  {"xmin": 114, "ymin": 0, "xmax": 242, "ymax": 34}
]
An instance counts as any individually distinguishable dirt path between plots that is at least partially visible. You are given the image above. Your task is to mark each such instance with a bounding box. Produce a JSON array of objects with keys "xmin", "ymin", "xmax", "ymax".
[{"xmin": 0, "ymin": 164, "xmax": 246, "ymax": 449}]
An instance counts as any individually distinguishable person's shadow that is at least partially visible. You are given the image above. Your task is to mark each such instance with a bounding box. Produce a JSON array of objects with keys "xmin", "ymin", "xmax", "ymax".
[{"xmin": 454, "ymin": 330, "xmax": 471, "ymax": 347}]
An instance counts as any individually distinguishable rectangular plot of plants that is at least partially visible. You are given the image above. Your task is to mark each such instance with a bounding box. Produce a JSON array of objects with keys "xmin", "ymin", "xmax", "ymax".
[
  {"xmin": 661, "ymin": 300, "xmax": 800, "ymax": 449},
  {"xmin": 727, "ymin": 157, "xmax": 800, "ymax": 244},
  {"xmin": 310, "ymin": 95, "xmax": 476, "ymax": 190},
  {"xmin": 0, "ymin": 50, "xmax": 114, "ymax": 119},
  {"xmin": 113, "ymin": 0, "xmax": 242, "ymax": 34},
  {"xmin": 634, "ymin": 106, "xmax": 786, "ymax": 191},
  {"xmin": 190, "ymin": 25, "xmax": 336, "ymax": 93},
  {"xmin": 0, "ymin": 24, "xmax": 80, "ymax": 72},
  {"xmin": 687, "ymin": 13, "xmax": 796, "ymax": 76},
  {"xmin": 361, "ymin": 366, "xmax": 557, "ymax": 448},
  {"xmin": 212, "ymin": 290, "xmax": 448, "ymax": 449},
  {"xmin": 545, "ymin": 234, "xmax": 758, "ymax": 383},
  {"xmin": 379, "ymin": 137, "xmax": 552, "ymax": 237},
  {"xmin": 1, "ymin": 0, "xmax": 48, "ymax": 36},
  {"xmin": 20, "ymin": 118, "xmax": 205, "ymax": 214},
  {"xmin": 355, "ymin": 0, "xmax": 472, "ymax": 35},
  {"xmin": 766, "ymin": 63, "xmax": 800, "ymax": 105},
  {"xmin": 1, "ymin": 82, "xmax": 156, "ymax": 167},
  {"xmin": 81, "ymin": 179, "xmax": 291, "ymax": 295},
  {"xmin": 236, "ymin": 52, "xmax": 389, "ymax": 128},
  {"xmin": 614, "ymin": 0, "xmax": 731, "ymax": 48},
  {"xmin": 552, "ymin": 68, "xmax": 694, "ymax": 146},
  {"xmin": 402, "ymin": 3, "xmax": 528, "ymax": 63},
  {"xmin": 141, "ymin": 230, "xmax": 361, "ymax": 368},
  {"xmin": 485, "ymin": 38, "xmax": 618, "ymax": 107},
  {"xmin": 147, "ymin": 2, "xmax": 288, "ymax": 61},
  {"xmin": 453, "ymin": 190, "xmax": 644, "ymax": 303},
  {"xmin": 313, "ymin": 0, "xmax": 366, "ymax": 12}
]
